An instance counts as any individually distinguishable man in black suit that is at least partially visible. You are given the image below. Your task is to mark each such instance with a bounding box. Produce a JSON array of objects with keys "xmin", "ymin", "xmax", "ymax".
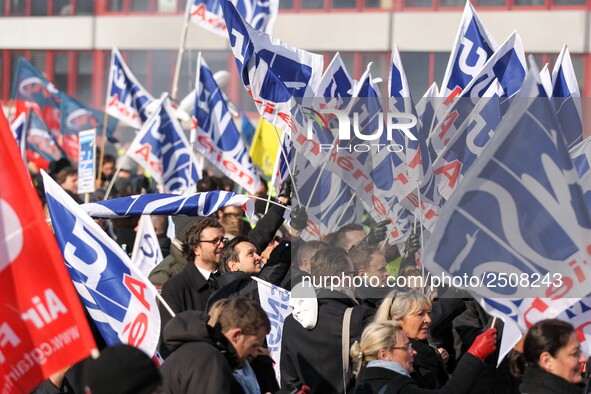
[{"xmin": 159, "ymin": 218, "xmax": 225, "ymax": 333}]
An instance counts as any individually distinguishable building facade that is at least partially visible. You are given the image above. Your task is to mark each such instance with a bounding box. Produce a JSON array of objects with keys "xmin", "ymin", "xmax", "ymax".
[{"xmin": 0, "ymin": 0, "xmax": 589, "ymax": 114}]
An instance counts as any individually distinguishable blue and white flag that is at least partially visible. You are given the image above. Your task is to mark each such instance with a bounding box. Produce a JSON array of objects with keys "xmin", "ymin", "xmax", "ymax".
[
  {"xmin": 189, "ymin": 0, "xmax": 278, "ymax": 37},
  {"xmin": 271, "ymin": 129, "xmax": 291, "ymax": 196},
  {"xmin": 389, "ymin": 46, "xmax": 440, "ymax": 230},
  {"xmin": 131, "ymin": 216, "xmax": 164, "ymax": 278},
  {"xmin": 294, "ymin": 155, "xmax": 363, "ymax": 241},
  {"xmin": 222, "ymin": 0, "xmax": 323, "ymax": 134},
  {"xmin": 389, "ymin": 45, "xmax": 433, "ymax": 185},
  {"xmin": 440, "ymin": 2, "xmax": 498, "ymax": 99},
  {"xmin": 417, "ymin": 82, "xmax": 439, "ymax": 136},
  {"xmin": 569, "ymin": 137, "xmax": 591, "ymax": 214},
  {"xmin": 10, "ymin": 112, "xmax": 27, "ymax": 159},
  {"xmin": 42, "ymin": 171, "xmax": 161, "ymax": 357},
  {"xmin": 316, "ymin": 52, "xmax": 354, "ymax": 105},
  {"xmin": 26, "ymin": 110, "xmax": 67, "ymax": 162},
  {"xmin": 253, "ymin": 277, "xmax": 291, "ymax": 384},
  {"xmin": 106, "ymin": 48, "xmax": 154, "ymax": 130},
  {"xmin": 321, "ymin": 65, "xmax": 413, "ymax": 243},
  {"xmin": 557, "ymin": 298, "xmax": 591, "ymax": 357},
  {"xmin": 539, "ymin": 64, "xmax": 553, "ymax": 97},
  {"xmin": 424, "ymin": 64, "xmax": 591, "ymax": 331},
  {"xmin": 293, "ymin": 53, "xmax": 353, "ymax": 168},
  {"xmin": 432, "ymin": 80, "xmax": 502, "ymax": 202},
  {"xmin": 300, "ymin": 53, "xmax": 352, "ymax": 161},
  {"xmin": 127, "ymin": 96, "xmax": 201, "ymax": 193},
  {"xmin": 430, "ymin": 32, "xmax": 526, "ymax": 155},
  {"xmin": 552, "ymin": 45, "xmax": 583, "ymax": 149},
  {"xmin": 192, "ymin": 56, "xmax": 261, "ymax": 194},
  {"xmin": 80, "ymin": 190, "xmax": 254, "ymax": 219}
]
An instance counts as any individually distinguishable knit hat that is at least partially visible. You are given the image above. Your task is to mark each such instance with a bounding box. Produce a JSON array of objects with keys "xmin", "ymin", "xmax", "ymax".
[{"xmin": 86, "ymin": 344, "xmax": 161, "ymax": 394}]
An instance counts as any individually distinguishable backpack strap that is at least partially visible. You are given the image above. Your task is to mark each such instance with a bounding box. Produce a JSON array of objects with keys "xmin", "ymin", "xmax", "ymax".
[{"xmin": 342, "ymin": 307, "xmax": 354, "ymax": 393}]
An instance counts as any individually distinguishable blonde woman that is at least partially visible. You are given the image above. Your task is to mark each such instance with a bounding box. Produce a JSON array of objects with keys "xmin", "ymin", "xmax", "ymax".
[
  {"xmin": 350, "ymin": 320, "xmax": 497, "ymax": 394},
  {"xmin": 374, "ymin": 291, "xmax": 455, "ymax": 389}
]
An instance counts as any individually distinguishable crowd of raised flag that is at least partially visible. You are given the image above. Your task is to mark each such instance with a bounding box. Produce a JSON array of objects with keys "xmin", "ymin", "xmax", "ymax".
[{"xmin": 1, "ymin": 0, "xmax": 591, "ymax": 392}]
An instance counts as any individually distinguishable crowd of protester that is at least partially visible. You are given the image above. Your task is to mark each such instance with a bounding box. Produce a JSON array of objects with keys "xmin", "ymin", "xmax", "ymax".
[{"xmin": 28, "ymin": 154, "xmax": 591, "ymax": 394}]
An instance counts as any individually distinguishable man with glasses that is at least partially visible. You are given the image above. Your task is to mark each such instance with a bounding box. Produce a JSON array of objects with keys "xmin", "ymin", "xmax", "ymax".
[{"xmin": 159, "ymin": 218, "xmax": 226, "ymax": 341}]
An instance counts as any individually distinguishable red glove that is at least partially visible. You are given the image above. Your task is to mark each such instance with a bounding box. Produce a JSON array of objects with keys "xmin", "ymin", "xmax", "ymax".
[{"xmin": 467, "ymin": 328, "xmax": 497, "ymax": 361}]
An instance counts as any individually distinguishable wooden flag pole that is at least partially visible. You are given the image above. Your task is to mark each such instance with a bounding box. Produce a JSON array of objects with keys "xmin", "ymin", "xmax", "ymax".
[
  {"xmin": 171, "ymin": 0, "xmax": 192, "ymax": 100},
  {"xmin": 272, "ymin": 125, "xmax": 301, "ymax": 204},
  {"xmin": 187, "ymin": 51, "xmax": 202, "ymax": 191},
  {"xmin": 96, "ymin": 111, "xmax": 110, "ymax": 189}
]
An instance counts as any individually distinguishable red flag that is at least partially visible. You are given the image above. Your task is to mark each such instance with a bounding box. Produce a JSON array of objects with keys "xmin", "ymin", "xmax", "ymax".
[{"xmin": 0, "ymin": 109, "xmax": 96, "ymax": 392}]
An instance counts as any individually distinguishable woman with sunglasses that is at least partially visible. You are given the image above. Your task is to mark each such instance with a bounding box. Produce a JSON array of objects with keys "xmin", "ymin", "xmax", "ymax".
[
  {"xmin": 350, "ymin": 320, "xmax": 497, "ymax": 394},
  {"xmin": 511, "ymin": 319, "xmax": 586, "ymax": 394}
]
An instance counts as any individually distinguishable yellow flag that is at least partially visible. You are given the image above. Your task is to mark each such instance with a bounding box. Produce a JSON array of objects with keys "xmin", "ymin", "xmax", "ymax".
[{"xmin": 249, "ymin": 118, "xmax": 281, "ymax": 177}]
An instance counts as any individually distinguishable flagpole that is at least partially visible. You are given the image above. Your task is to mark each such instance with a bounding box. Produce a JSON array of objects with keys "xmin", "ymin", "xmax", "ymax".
[
  {"xmin": 171, "ymin": 0, "xmax": 192, "ymax": 100},
  {"xmin": 188, "ymin": 52, "xmax": 202, "ymax": 192},
  {"xmin": 272, "ymin": 125, "xmax": 301, "ymax": 204},
  {"xmin": 265, "ymin": 158, "xmax": 278, "ymax": 214},
  {"xmin": 379, "ymin": 201, "xmax": 397, "ymax": 252},
  {"xmin": 96, "ymin": 112, "xmax": 110, "ymax": 190},
  {"xmin": 333, "ymin": 192, "xmax": 357, "ymax": 231},
  {"xmin": 249, "ymin": 195, "xmax": 293, "ymax": 211},
  {"xmin": 304, "ymin": 125, "xmax": 341, "ymax": 210},
  {"xmin": 416, "ymin": 180, "xmax": 426, "ymax": 293},
  {"xmin": 103, "ymin": 151, "xmax": 130, "ymax": 200}
]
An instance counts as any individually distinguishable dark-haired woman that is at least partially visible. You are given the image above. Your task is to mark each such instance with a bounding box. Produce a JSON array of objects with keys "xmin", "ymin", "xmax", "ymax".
[{"xmin": 511, "ymin": 319, "xmax": 585, "ymax": 394}]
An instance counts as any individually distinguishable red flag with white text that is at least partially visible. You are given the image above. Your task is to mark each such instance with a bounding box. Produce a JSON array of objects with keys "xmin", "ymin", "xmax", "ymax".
[{"xmin": 0, "ymin": 109, "xmax": 96, "ymax": 393}]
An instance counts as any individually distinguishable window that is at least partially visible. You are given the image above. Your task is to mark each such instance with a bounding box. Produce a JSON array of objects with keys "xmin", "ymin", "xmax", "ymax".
[
  {"xmin": 333, "ymin": 0, "xmax": 358, "ymax": 8},
  {"xmin": 403, "ymin": 0, "xmax": 433, "ymax": 8},
  {"xmin": 126, "ymin": 51, "xmax": 150, "ymax": 92},
  {"xmin": 400, "ymin": 52, "xmax": 430, "ymax": 99},
  {"xmin": 74, "ymin": 0, "xmax": 94, "ymax": 15},
  {"xmin": 131, "ymin": 0, "xmax": 152, "ymax": 12},
  {"xmin": 53, "ymin": 52, "xmax": 70, "ymax": 93},
  {"xmin": 9, "ymin": 0, "xmax": 26, "ymax": 15},
  {"xmin": 152, "ymin": 51, "xmax": 175, "ymax": 99},
  {"xmin": 30, "ymin": 0, "xmax": 47, "ymax": 15},
  {"xmin": 302, "ymin": 0, "xmax": 325, "ymax": 9},
  {"xmin": 106, "ymin": 0, "xmax": 124, "ymax": 12},
  {"xmin": 279, "ymin": 0, "xmax": 295, "ymax": 9},
  {"xmin": 76, "ymin": 51, "xmax": 92, "ymax": 104}
]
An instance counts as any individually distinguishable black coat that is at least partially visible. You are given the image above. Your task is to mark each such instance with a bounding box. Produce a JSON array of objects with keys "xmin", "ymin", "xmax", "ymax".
[
  {"xmin": 352, "ymin": 353, "xmax": 484, "ymax": 394},
  {"xmin": 160, "ymin": 310, "xmax": 244, "ymax": 394},
  {"xmin": 519, "ymin": 366, "xmax": 583, "ymax": 394},
  {"xmin": 159, "ymin": 262, "xmax": 215, "ymax": 333},
  {"xmin": 410, "ymin": 339, "xmax": 449, "ymax": 389},
  {"xmin": 280, "ymin": 289, "xmax": 371, "ymax": 394}
]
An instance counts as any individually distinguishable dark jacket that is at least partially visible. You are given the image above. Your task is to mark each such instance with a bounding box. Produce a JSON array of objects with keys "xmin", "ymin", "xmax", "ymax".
[
  {"xmin": 410, "ymin": 339, "xmax": 449, "ymax": 389},
  {"xmin": 249, "ymin": 203, "xmax": 286, "ymax": 254},
  {"xmin": 148, "ymin": 203, "xmax": 285, "ymax": 288},
  {"xmin": 207, "ymin": 240, "xmax": 292, "ymax": 307},
  {"xmin": 159, "ymin": 262, "xmax": 215, "ymax": 336},
  {"xmin": 519, "ymin": 367, "xmax": 583, "ymax": 394},
  {"xmin": 160, "ymin": 310, "xmax": 244, "ymax": 394},
  {"xmin": 352, "ymin": 353, "xmax": 484, "ymax": 394},
  {"xmin": 280, "ymin": 289, "xmax": 372, "ymax": 394}
]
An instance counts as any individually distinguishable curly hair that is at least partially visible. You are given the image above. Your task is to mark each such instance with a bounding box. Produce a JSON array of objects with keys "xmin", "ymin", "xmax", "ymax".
[{"xmin": 182, "ymin": 218, "xmax": 224, "ymax": 261}]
